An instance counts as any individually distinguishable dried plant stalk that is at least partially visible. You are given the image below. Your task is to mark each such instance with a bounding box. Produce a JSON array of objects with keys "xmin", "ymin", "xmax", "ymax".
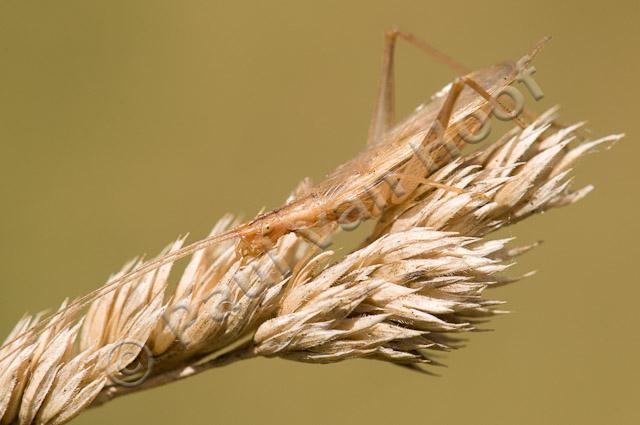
[{"xmin": 0, "ymin": 108, "xmax": 621, "ymax": 425}]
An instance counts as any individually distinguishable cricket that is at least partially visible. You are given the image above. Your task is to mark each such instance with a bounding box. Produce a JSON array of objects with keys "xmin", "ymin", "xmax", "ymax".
[{"xmin": 0, "ymin": 29, "xmax": 551, "ymax": 363}]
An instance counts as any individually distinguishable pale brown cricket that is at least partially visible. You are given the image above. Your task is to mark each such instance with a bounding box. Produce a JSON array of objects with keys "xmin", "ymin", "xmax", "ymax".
[
  {"xmin": 0, "ymin": 30, "xmax": 550, "ymax": 361},
  {"xmin": 233, "ymin": 31, "xmax": 544, "ymax": 256}
]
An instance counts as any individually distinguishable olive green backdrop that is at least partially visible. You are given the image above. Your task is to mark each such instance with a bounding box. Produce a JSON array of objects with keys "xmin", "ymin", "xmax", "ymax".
[{"xmin": 1, "ymin": 1, "xmax": 638, "ymax": 424}]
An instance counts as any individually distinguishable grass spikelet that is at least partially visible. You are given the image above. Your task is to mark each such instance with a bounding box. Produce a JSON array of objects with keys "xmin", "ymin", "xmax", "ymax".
[{"xmin": 0, "ymin": 108, "xmax": 621, "ymax": 424}]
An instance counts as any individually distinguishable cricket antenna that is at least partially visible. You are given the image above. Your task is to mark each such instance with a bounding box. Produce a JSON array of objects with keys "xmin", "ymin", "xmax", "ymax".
[{"xmin": 0, "ymin": 227, "xmax": 243, "ymax": 364}]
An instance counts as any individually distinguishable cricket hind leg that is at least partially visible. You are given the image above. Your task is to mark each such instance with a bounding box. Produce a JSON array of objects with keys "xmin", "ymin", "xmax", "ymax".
[
  {"xmin": 393, "ymin": 76, "xmax": 529, "ymax": 204},
  {"xmin": 367, "ymin": 31, "xmax": 565, "ymax": 148},
  {"xmin": 367, "ymin": 30, "xmax": 471, "ymax": 147}
]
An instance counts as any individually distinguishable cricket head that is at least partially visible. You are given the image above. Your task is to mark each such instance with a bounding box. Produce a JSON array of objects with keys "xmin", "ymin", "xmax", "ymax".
[{"xmin": 236, "ymin": 214, "xmax": 288, "ymax": 257}]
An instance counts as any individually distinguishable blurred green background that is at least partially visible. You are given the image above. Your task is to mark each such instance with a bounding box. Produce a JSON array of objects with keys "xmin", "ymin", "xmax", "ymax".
[{"xmin": 1, "ymin": 1, "xmax": 638, "ymax": 424}]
